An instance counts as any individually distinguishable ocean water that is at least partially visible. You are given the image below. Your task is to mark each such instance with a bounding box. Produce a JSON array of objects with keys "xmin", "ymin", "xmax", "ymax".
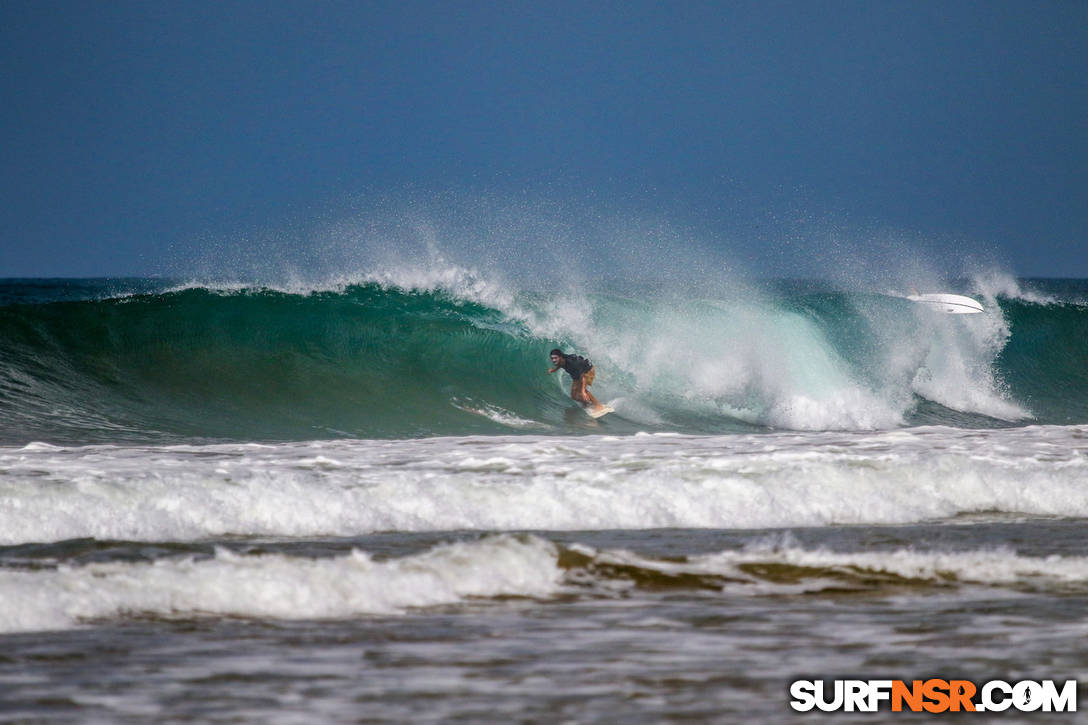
[{"xmin": 1, "ymin": 272, "xmax": 1087, "ymax": 722}]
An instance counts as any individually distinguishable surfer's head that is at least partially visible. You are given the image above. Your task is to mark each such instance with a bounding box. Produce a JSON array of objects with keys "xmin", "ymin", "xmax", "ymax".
[{"xmin": 550, "ymin": 348, "xmax": 564, "ymax": 363}]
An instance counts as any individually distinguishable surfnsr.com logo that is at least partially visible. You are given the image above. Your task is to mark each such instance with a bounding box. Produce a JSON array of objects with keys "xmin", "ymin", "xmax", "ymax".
[{"xmin": 790, "ymin": 679, "xmax": 1077, "ymax": 713}]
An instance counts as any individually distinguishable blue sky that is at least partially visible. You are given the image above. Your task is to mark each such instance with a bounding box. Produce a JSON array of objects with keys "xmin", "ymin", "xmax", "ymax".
[{"xmin": 2, "ymin": 0, "xmax": 1086, "ymax": 277}]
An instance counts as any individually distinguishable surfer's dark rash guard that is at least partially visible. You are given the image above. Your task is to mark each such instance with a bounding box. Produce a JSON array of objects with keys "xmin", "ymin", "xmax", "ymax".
[{"xmin": 560, "ymin": 355, "xmax": 593, "ymax": 380}]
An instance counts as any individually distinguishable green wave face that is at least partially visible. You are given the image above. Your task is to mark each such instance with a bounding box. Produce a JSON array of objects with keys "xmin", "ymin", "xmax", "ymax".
[
  {"xmin": 997, "ymin": 298, "xmax": 1088, "ymax": 424},
  {"xmin": 0, "ymin": 278, "xmax": 1085, "ymax": 443},
  {"xmin": 0, "ymin": 284, "xmax": 567, "ymax": 442}
]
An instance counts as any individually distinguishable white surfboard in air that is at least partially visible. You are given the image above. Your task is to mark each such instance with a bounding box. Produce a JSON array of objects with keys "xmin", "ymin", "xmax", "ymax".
[{"xmin": 906, "ymin": 293, "xmax": 984, "ymax": 314}]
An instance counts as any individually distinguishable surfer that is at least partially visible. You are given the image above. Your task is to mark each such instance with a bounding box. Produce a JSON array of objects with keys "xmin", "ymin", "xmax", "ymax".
[{"xmin": 548, "ymin": 349, "xmax": 605, "ymax": 413}]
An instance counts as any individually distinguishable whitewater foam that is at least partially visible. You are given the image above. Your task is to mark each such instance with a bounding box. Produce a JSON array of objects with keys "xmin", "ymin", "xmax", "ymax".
[
  {"xmin": 6, "ymin": 531, "xmax": 1088, "ymax": 634},
  {"xmin": 0, "ymin": 535, "xmax": 561, "ymax": 633},
  {"xmin": 568, "ymin": 536, "xmax": 1088, "ymax": 596},
  {"xmin": 1, "ymin": 427, "xmax": 1085, "ymax": 544},
  {"xmin": 906, "ymin": 306, "xmax": 1029, "ymax": 421}
]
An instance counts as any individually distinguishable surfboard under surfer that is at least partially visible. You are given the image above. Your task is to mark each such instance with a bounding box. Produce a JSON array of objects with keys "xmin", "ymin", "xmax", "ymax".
[{"xmin": 548, "ymin": 349, "xmax": 606, "ymax": 414}]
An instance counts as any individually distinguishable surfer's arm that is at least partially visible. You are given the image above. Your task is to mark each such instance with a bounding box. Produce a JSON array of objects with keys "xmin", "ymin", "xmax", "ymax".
[{"xmin": 548, "ymin": 366, "xmax": 559, "ymax": 374}]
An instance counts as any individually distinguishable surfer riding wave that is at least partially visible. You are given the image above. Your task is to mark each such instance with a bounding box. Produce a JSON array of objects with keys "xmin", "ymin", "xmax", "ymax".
[{"xmin": 548, "ymin": 349, "xmax": 606, "ymax": 414}]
